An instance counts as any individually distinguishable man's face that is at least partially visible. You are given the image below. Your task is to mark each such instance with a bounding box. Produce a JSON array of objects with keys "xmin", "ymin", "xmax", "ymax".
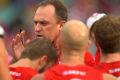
[{"xmin": 34, "ymin": 5, "xmax": 62, "ymax": 42}]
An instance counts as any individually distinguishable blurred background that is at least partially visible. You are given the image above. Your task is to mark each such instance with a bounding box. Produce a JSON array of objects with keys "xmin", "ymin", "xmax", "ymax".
[{"xmin": 0, "ymin": 0, "xmax": 120, "ymax": 55}]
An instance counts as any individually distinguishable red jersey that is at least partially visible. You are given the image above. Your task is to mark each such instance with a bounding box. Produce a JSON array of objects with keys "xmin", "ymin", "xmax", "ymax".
[
  {"xmin": 84, "ymin": 51, "xmax": 95, "ymax": 67},
  {"xmin": 85, "ymin": 49, "xmax": 101, "ymax": 67},
  {"xmin": 9, "ymin": 67, "xmax": 38, "ymax": 80},
  {"xmin": 44, "ymin": 64, "xmax": 103, "ymax": 80},
  {"xmin": 96, "ymin": 61, "xmax": 120, "ymax": 77},
  {"xmin": 94, "ymin": 49, "xmax": 101, "ymax": 66}
]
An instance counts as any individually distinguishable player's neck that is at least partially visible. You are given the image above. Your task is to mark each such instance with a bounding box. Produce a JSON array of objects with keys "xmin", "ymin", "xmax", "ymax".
[
  {"xmin": 101, "ymin": 53, "xmax": 120, "ymax": 63},
  {"xmin": 61, "ymin": 51, "xmax": 85, "ymax": 66},
  {"xmin": 52, "ymin": 34, "xmax": 60, "ymax": 49},
  {"xmin": 10, "ymin": 58, "xmax": 36, "ymax": 69}
]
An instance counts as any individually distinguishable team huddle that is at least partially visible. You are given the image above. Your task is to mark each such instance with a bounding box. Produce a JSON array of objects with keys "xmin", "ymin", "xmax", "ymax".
[{"xmin": 0, "ymin": 0, "xmax": 120, "ymax": 80}]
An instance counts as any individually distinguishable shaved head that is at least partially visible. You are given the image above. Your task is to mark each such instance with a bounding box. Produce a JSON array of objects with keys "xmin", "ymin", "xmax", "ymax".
[{"xmin": 60, "ymin": 20, "xmax": 89, "ymax": 50}]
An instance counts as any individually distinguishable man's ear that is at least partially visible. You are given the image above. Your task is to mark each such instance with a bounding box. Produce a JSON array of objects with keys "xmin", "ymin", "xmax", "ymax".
[
  {"xmin": 39, "ymin": 56, "xmax": 47, "ymax": 65},
  {"xmin": 91, "ymin": 32, "xmax": 96, "ymax": 41},
  {"xmin": 59, "ymin": 20, "xmax": 66, "ymax": 30}
]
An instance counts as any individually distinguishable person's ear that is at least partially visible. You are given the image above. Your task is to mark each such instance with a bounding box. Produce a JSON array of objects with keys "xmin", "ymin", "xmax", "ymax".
[
  {"xmin": 90, "ymin": 32, "xmax": 95, "ymax": 40},
  {"xmin": 39, "ymin": 55, "xmax": 47, "ymax": 66},
  {"xmin": 59, "ymin": 20, "xmax": 66, "ymax": 31},
  {"xmin": 60, "ymin": 20, "xmax": 66, "ymax": 27},
  {"xmin": 37, "ymin": 56, "xmax": 48, "ymax": 73}
]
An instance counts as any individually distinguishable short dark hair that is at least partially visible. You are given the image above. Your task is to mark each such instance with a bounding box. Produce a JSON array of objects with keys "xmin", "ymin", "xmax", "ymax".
[
  {"xmin": 38, "ymin": 0, "xmax": 68, "ymax": 22},
  {"xmin": 92, "ymin": 15, "xmax": 120, "ymax": 54},
  {"xmin": 20, "ymin": 38, "xmax": 58, "ymax": 63}
]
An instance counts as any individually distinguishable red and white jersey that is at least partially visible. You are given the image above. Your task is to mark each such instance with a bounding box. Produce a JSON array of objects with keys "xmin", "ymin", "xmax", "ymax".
[
  {"xmin": 44, "ymin": 64, "xmax": 103, "ymax": 80},
  {"xmin": 9, "ymin": 67, "xmax": 38, "ymax": 80},
  {"xmin": 96, "ymin": 61, "xmax": 120, "ymax": 77}
]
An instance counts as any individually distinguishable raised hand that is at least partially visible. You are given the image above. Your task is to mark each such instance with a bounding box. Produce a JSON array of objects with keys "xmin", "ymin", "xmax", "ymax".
[{"xmin": 12, "ymin": 30, "xmax": 26, "ymax": 60}]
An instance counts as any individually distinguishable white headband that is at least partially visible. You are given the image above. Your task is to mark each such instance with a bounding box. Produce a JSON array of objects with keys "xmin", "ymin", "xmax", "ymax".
[
  {"xmin": 0, "ymin": 25, "xmax": 5, "ymax": 36},
  {"xmin": 86, "ymin": 13, "xmax": 106, "ymax": 29}
]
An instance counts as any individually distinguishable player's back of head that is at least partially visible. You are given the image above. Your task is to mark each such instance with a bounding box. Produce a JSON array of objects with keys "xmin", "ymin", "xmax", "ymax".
[
  {"xmin": 20, "ymin": 37, "xmax": 58, "ymax": 63},
  {"xmin": 60, "ymin": 20, "xmax": 89, "ymax": 51},
  {"xmin": 92, "ymin": 15, "xmax": 120, "ymax": 54}
]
